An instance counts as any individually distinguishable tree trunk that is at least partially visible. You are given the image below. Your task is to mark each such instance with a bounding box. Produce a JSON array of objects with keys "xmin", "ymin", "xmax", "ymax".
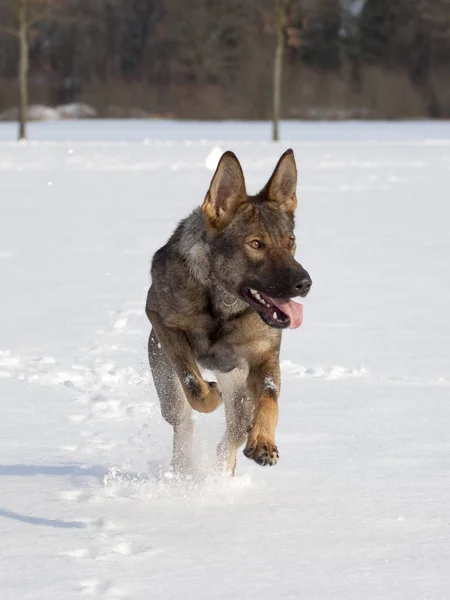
[
  {"xmin": 273, "ymin": 0, "xmax": 286, "ymax": 142},
  {"xmin": 18, "ymin": 0, "xmax": 28, "ymax": 141}
]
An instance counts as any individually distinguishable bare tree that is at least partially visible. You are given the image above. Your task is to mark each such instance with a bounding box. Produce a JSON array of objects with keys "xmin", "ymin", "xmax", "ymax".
[
  {"xmin": 419, "ymin": 0, "xmax": 450, "ymax": 39},
  {"xmin": 0, "ymin": 0, "xmax": 61, "ymax": 140},
  {"xmin": 272, "ymin": 0, "xmax": 292, "ymax": 141}
]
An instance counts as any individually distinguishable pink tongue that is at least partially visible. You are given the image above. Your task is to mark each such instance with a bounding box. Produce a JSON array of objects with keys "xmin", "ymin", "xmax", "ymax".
[{"xmin": 270, "ymin": 297, "xmax": 303, "ymax": 329}]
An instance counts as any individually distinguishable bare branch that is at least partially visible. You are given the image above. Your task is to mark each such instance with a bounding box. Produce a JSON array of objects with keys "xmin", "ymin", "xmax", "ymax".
[
  {"xmin": 2, "ymin": 0, "xmax": 65, "ymax": 29},
  {"xmin": 0, "ymin": 25, "xmax": 19, "ymax": 38}
]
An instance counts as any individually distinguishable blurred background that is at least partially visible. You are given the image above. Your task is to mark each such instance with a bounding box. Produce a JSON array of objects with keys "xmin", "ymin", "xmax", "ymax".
[{"xmin": 0, "ymin": 0, "xmax": 449, "ymax": 125}]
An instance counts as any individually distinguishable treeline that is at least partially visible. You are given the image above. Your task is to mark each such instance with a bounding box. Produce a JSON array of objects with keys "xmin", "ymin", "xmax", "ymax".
[{"xmin": 0, "ymin": 0, "xmax": 449, "ymax": 119}]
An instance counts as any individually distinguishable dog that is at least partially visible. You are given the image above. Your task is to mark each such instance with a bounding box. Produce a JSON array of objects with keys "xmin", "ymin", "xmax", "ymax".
[{"xmin": 145, "ymin": 149, "xmax": 312, "ymax": 474}]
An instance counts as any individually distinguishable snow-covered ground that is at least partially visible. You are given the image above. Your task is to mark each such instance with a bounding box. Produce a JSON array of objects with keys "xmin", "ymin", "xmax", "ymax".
[{"xmin": 1, "ymin": 120, "xmax": 449, "ymax": 599}]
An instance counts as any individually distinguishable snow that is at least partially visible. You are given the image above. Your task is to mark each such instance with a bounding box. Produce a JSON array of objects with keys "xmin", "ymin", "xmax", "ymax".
[
  {"xmin": 0, "ymin": 120, "xmax": 449, "ymax": 599},
  {"xmin": 27, "ymin": 105, "xmax": 61, "ymax": 122},
  {"xmin": 205, "ymin": 145, "xmax": 224, "ymax": 170},
  {"xmin": 264, "ymin": 375, "xmax": 278, "ymax": 393},
  {"xmin": 57, "ymin": 103, "xmax": 98, "ymax": 120},
  {"xmin": 0, "ymin": 103, "xmax": 97, "ymax": 122},
  {"xmin": 0, "ymin": 105, "xmax": 61, "ymax": 122}
]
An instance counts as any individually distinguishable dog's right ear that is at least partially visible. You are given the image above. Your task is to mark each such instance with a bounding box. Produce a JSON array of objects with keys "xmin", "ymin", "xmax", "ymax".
[{"xmin": 202, "ymin": 151, "xmax": 247, "ymax": 229}]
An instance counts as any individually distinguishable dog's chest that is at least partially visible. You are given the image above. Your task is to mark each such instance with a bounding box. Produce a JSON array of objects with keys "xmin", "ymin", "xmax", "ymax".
[
  {"xmin": 187, "ymin": 293, "xmax": 277, "ymax": 373},
  {"xmin": 188, "ymin": 309, "xmax": 246, "ymax": 373},
  {"xmin": 190, "ymin": 314, "xmax": 277, "ymax": 374}
]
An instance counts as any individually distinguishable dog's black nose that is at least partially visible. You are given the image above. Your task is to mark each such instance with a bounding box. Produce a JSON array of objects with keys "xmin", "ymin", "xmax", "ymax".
[{"xmin": 296, "ymin": 277, "xmax": 312, "ymax": 296}]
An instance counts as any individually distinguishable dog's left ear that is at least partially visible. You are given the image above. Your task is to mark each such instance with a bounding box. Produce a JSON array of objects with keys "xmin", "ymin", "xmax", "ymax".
[{"xmin": 264, "ymin": 149, "xmax": 297, "ymax": 218}]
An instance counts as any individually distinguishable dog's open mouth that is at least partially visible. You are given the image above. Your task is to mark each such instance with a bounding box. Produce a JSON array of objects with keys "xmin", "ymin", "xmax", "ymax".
[{"xmin": 242, "ymin": 287, "xmax": 303, "ymax": 330}]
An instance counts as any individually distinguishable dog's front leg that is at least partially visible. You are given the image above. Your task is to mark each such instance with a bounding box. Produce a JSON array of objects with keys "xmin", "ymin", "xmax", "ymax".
[
  {"xmin": 244, "ymin": 359, "xmax": 280, "ymax": 466},
  {"xmin": 147, "ymin": 310, "xmax": 222, "ymax": 414}
]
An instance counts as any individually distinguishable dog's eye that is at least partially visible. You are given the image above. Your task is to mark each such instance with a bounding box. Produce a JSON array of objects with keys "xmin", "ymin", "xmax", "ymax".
[{"xmin": 249, "ymin": 239, "xmax": 263, "ymax": 250}]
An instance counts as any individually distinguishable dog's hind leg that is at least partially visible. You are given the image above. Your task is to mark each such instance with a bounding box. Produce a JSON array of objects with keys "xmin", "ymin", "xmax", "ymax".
[
  {"xmin": 215, "ymin": 368, "xmax": 253, "ymax": 475},
  {"xmin": 148, "ymin": 330, "xmax": 194, "ymax": 474}
]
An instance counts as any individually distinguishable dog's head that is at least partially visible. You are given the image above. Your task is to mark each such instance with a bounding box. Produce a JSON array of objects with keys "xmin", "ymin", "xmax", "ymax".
[{"xmin": 201, "ymin": 149, "xmax": 312, "ymax": 329}]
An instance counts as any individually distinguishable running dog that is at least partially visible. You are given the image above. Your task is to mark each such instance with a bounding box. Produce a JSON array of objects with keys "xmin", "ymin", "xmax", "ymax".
[{"xmin": 146, "ymin": 149, "xmax": 312, "ymax": 474}]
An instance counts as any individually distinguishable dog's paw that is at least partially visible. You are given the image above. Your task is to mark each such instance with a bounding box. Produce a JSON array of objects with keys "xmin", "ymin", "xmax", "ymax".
[
  {"xmin": 243, "ymin": 436, "xmax": 279, "ymax": 466},
  {"xmin": 203, "ymin": 381, "xmax": 223, "ymax": 411},
  {"xmin": 187, "ymin": 379, "xmax": 223, "ymax": 413}
]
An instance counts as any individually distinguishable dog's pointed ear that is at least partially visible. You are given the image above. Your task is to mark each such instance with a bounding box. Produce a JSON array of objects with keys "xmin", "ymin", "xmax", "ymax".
[
  {"xmin": 264, "ymin": 149, "xmax": 297, "ymax": 218},
  {"xmin": 202, "ymin": 151, "xmax": 247, "ymax": 229}
]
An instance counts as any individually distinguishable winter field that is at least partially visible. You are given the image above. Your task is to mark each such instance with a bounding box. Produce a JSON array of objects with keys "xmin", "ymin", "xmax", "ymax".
[{"xmin": 0, "ymin": 119, "xmax": 449, "ymax": 599}]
